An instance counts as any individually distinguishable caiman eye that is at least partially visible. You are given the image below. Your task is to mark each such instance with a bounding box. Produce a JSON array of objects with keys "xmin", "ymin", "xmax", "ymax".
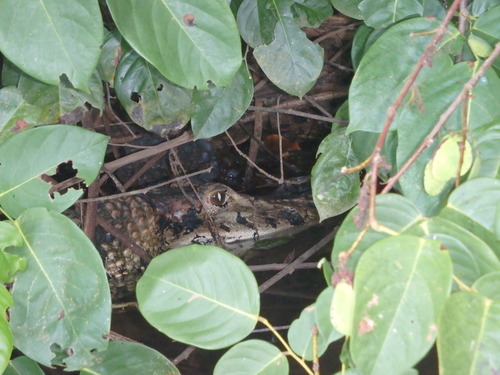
[{"xmin": 209, "ymin": 190, "xmax": 228, "ymax": 206}]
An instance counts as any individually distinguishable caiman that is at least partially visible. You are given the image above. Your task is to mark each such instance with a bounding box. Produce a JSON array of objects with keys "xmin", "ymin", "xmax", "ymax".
[{"xmin": 94, "ymin": 183, "xmax": 319, "ymax": 298}]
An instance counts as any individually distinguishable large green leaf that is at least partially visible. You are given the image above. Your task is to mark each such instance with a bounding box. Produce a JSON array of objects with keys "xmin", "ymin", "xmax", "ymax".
[
  {"xmin": 437, "ymin": 292, "xmax": 500, "ymax": 375},
  {"xmin": 0, "ymin": 87, "xmax": 45, "ymax": 141},
  {"xmin": 311, "ymin": 128, "xmax": 360, "ymax": 221},
  {"xmin": 473, "ymin": 271, "xmax": 500, "ymax": 300},
  {"xmin": 470, "ymin": 121, "xmax": 500, "ymax": 178},
  {"xmin": 8, "ymin": 208, "xmax": 111, "ymax": 371},
  {"xmin": 214, "ymin": 340, "xmax": 288, "ymax": 375},
  {"xmin": 331, "ymin": 193, "xmax": 423, "ymax": 270},
  {"xmin": 0, "ymin": 0, "xmax": 102, "ymax": 91},
  {"xmin": 136, "ymin": 245, "xmax": 259, "ymax": 349},
  {"xmin": 0, "ymin": 285, "xmax": 13, "ymax": 375},
  {"xmin": 0, "ymin": 125, "xmax": 108, "ymax": 218},
  {"xmin": 288, "ymin": 287, "xmax": 342, "ymax": 360},
  {"xmin": 446, "ymin": 177, "xmax": 500, "ymax": 234},
  {"xmin": 330, "ymin": 0, "xmax": 363, "ymax": 19},
  {"xmin": 359, "ymin": 0, "xmax": 423, "ymax": 29},
  {"xmin": 347, "ymin": 17, "xmax": 463, "ymax": 134},
  {"xmin": 191, "ymin": 62, "xmax": 253, "ymax": 139},
  {"xmin": 114, "ymin": 46, "xmax": 192, "ymax": 134},
  {"xmin": 4, "ymin": 356, "xmax": 44, "ymax": 375},
  {"xmin": 106, "ymin": 0, "xmax": 242, "ymax": 89},
  {"xmin": 97, "ymin": 29, "xmax": 122, "ymax": 86},
  {"xmin": 291, "ymin": 0, "xmax": 333, "ymax": 28},
  {"xmin": 405, "ymin": 217, "xmax": 500, "ymax": 286},
  {"xmin": 0, "ymin": 221, "xmax": 25, "ymax": 283},
  {"xmin": 237, "ymin": 0, "xmax": 279, "ymax": 47},
  {"xmin": 253, "ymin": 17, "xmax": 324, "ymax": 97},
  {"xmin": 2, "ymin": 60, "xmax": 104, "ymax": 127},
  {"xmin": 80, "ymin": 341, "xmax": 180, "ymax": 375},
  {"xmin": 350, "ymin": 235, "xmax": 452, "ymax": 375}
]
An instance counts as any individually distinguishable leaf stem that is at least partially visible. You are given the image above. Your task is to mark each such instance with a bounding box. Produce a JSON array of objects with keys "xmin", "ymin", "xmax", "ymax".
[{"xmin": 257, "ymin": 316, "xmax": 314, "ymax": 375}]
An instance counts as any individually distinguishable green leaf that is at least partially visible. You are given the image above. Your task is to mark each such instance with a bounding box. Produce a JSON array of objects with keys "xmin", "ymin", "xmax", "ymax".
[
  {"xmin": 331, "ymin": 194, "xmax": 423, "ymax": 270},
  {"xmin": 0, "ymin": 87, "xmax": 44, "ymax": 140},
  {"xmin": 81, "ymin": 341, "xmax": 180, "ymax": 375},
  {"xmin": 330, "ymin": 0, "xmax": 363, "ymax": 19},
  {"xmin": 106, "ymin": 0, "xmax": 242, "ymax": 89},
  {"xmin": 59, "ymin": 71, "xmax": 104, "ymax": 114},
  {"xmin": 288, "ymin": 287, "xmax": 341, "ymax": 360},
  {"xmin": 8, "ymin": 208, "xmax": 111, "ymax": 370},
  {"xmin": 311, "ymin": 128, "xmax": 360, "ymax": 221},
  {"xmin": 470, "ymin": 0, "xmax": 499, "ymax": 16},
  {"xmin": 347, "ymin": 18, "xmax": 463, "ymax": 134},
  {"xmin": 0, "ymin": 125, "xmax": 108, "ymax": 218},
  {"xmin": 350, "ymin": 235, "xmax": 452, "ymax": 375},
  {"xmin": 359, "ymin": 0, "xmax": 423, "ymax": 29},
  {"xmin": 137, "ymin": 245, "xmax": 259, "ymax": 349},
  {"xmin": 423, "ymin": 135, "xmax": 473, "ymax": 195},
  {"xmin": 4, "ymin": 356, "xmax": 44, "ymax": 375},
  {"xmin": 446, "ymin": 177, "xmax": 500, "ymax": 234},
  {"xmin": 291, "ymin": 0, "xmax": 333, "ymax": 28},
  {"xmin": 0, "ymin": 220, "xmax": 26, "ymax": 282},
  {"xmin": 237, "ymin": 0, "xmax": 279, "ymax": 47},
  {"xmin": 473, "ymin": 271, "xmax": 500, "ymax": 300},
  {"xmin": 470, "ymin": 121, "xmax": 500, "ymax": 178},
  {"xmin": 316, "ymin": 287, "xmax": 342, "ymax": 342},
  {"xmin": 97, "ymin": 29, "xmax": 122, "ymax": 86},
  {"xmin": 468, "ymin": 34, "xmax": 493, "ymax": 58},
  {"xmin": 331, "ymin": 281, "xmax": 355, "ymax": 336},
  {"xmin": 114, "ymin": 45, "xmax": 192, "ymax": 134},
  {"xmin": 0, "ymin": 285, "xmax": 13, "ymax": 375},
  {"xmin": 0, "ymin": 0, "xmax": 102, "ymax": 91},
  {"xmin": 351, "ymin": 25, "xmax": 374, "ymax": 71},
  {"xmin": 214, "ymin": 340, "xmax": 288, "ymax": 375},
  {"xmin": 405, "ymin": 217, "xmax": 500, "ymax": 286},
  {"xmin": 253, "ymin": 17, "xmax": 324, "ymax": 97},
  {"xmin": 472, "ymin": 6, "xmax": 500, "ymax": 47},
  {"xmin": 2, "ymin": 60, "xmax": 104, "ymax": 125},
  {"xmin": 191, "ymin": 63, "xmax": 253, "ymax": 139},
  {"xmin": 437, "ymin": 292, "xmax": 500, "ymax": 375}
]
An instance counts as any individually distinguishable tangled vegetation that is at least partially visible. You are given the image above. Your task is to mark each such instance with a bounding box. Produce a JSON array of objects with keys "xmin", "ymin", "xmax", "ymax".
[{"xmin": 0, "ymin": 0, "xmax": 499, "ymax": 374}]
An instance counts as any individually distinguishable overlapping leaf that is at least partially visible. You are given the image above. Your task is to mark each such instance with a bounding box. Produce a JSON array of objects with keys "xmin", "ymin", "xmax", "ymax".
[
  {"xmin": 254, "ymin": 17, "xmax": 324, "ymax": 97},
  {"xmin": 106, "ymin": 0, "xmax": 242, "ymax": 89},
  {"xmin": 350, "ymin": 235, "xmax": 452, "ymax": 375},
  {"xmin": 438, "ymin": 292, "xmax": 500, "ymax": 375},
  {"xmin": 191, "ymin": 63, "xmax": 253, "ymax": 139},
  {"xmin": 0, "ymin": 126, "xmax": 107, "ymax": 217},
  {"xmin": 80, "ymin": 341, "xmax": 179, "ymax": 375},
  {"xmin": 0, "ymin": 0, "xmax": 102, "ymax": 91},
  {"xmin": 114, "ymin": 46, "xmax": 192, "ymax": 134},
  {"xmin": 214, "ymin": 340, "xmax": 288, "ymax": 375},
  {"xmin": 137, "ymin": 245, "xmax": 259, "ymax": 349},
  {"xmin": 8, "ymin": 208, "xmax": 111, "ymax": 371},
  {"xmin": 311, "ymin": 128, "xmax": 360, "ymax": 221}
]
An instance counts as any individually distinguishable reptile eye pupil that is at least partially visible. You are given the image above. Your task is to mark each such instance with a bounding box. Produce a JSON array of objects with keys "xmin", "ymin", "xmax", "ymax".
[{"xmin": 210, "ymin": 190, "xmax": 227, "ymax": 206}]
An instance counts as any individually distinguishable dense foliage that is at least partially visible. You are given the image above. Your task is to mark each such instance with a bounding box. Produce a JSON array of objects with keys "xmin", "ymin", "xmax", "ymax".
[{"xmin": 0, "ymin": 0, "xmax": 499, "ymax": 374}]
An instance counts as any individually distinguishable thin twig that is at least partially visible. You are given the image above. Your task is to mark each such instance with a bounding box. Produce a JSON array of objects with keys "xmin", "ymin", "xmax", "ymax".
[
  {"xmin": 225, "ymin": 131, "xmax": 282, "ymax": 183},
  {"xmin": 258, "ymin": 228, "xmax": 337, "ymax": 293},
  {"xmin": 77, "ymin": 167, "xmax": 213, "ymax": 203},
  {"xmin": 105, "ymin": 132, "xmax": 193, "ymax": 172},
  {"xmin": 276, "ymin": 96, "xmax": 285, "ymax": 184},
  {"xmin": 248, "ymin": 105, "xmax": 347, "ymax": 124},
  {"xmin": 249, "ymin": 262, "xmax": 319, "ymax": 272}
]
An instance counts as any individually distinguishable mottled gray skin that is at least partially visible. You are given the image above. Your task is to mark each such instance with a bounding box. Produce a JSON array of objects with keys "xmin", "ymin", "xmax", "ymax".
[{"xmin": 96, "ymin": 183, "xmax": 319, "ymax": 298}]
